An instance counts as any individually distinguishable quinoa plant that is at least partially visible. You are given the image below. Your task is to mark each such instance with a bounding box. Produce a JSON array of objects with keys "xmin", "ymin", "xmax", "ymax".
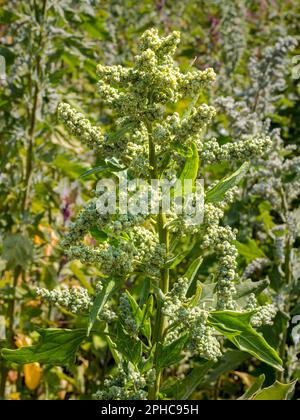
[{"xmin": 2, "ymin": 28, "xmax": 294, "ymax": 400}]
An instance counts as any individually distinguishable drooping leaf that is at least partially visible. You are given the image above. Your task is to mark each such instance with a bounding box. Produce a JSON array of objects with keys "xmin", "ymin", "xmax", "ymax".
[
  {"xmin": 205, "ymin": 162, "xmax": 249, "ymax": 203},
  {"xmin": 208, "ymin": 311, "xmax": 283, "ymax": 371},
  {"xmin": 1, "ymin": 329, "xmax": 86, "ymax": 366},
  {"xmin": 157, "ymin": 334, "xmax": 188, "ymax": 369},
  {"xmin": 87, "ymin": 279, "xmax": 116, "ymax": 335},
  {"xmin": 252, "ymin": 380, "xmax": 297, "ymax": 400}
]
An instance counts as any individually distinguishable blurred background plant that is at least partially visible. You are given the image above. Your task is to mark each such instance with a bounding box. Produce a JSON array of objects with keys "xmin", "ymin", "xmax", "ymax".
[{"xmin": 0, "ymin": 0, "xmax": 299, "ymax": 400}]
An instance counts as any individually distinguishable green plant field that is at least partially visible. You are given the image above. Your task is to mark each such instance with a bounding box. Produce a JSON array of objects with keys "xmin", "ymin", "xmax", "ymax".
[{"xmin": 0, "ymin": 0, "xmax": 299, "ymax": 401}]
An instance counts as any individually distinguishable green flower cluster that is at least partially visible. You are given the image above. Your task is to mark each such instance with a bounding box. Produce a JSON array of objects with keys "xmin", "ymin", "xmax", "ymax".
[
  {"xmin": 36, "ymin": 285, "xmax": 92, "ymax": 314},
  {"xmin": 162, "ymin": 277, "xmax": 221, "ymax": 361},
  {"xmin": 58, "ymin": 103, "xmax": 104, "ymax": 151},
  {"xmin": 94, "ymin": 363, "xmax": 155, "ymax": 400}
]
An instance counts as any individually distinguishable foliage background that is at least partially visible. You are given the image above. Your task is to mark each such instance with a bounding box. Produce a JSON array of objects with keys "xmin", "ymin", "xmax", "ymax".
[{"xmin": 0, "ymin": 0, "xmax": 299, "ymax": 400}]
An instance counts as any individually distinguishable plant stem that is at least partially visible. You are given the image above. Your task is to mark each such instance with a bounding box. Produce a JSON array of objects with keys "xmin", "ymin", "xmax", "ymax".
[
  {"xmin": 277, "ymin": 188, "xmax": 292, "ymax": 382},
  {"xmin": 22, "ymin": 0, "xmax": 47, "ymax": 212},
  {"xmin": 147, "ymin": 129, "xmax": 170, "ymax": 400}
]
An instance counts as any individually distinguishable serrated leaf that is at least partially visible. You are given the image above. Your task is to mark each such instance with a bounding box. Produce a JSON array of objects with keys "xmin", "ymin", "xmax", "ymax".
[
  {"xmin": 208, "ymin": 311, "xmax": 283, "ymax": 371},
  {"xmin": 205, "ymin": 162, "xmax": 249, "ymax": 203},
  {"xmin": 235, "ymin": 279, "xmax": 270, "ymax": 299},
  {"xmin": 87, "ymin": 279, "xmax": 116, "ymax": 335},
  {"xmin": 114, "ymin": 324, "xmax": 142, "ymax": 366},
  {"xmin": 252, "ymin": 380, "xmax": 297, "ymax": 400},
  {"xmin": 1, "ymin": 329, "xmax": 86, "ymax": 366},
  {"xmin": 157, "ymin": 334, "xmax": 188, "ymax": 369}
]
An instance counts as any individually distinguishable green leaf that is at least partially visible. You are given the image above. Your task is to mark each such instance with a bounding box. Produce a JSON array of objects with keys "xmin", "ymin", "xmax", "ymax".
[
  {"xmin": 124, "ymin": 291, "xmax": 151, "ymax": 342},
  {"xmin": 157, "ymin": 335, "xmax": 188, "ymax": 369},
  {"xmin": 162, "ymin": 360, "xmax": 213, "ymax": 400},
  {"xmin": 234, "ymin": 238, "xmax": 266, "ymax": 263},
  {"xmin": 252, "ymin": 380, "xmax": 297, "ymax": 400},
  {"xmin": 79, "ymin": 157, "xmax": 126, "ymax": 178},
  {"xmin": 114, "ymin": 324, "xmax": 142, "ymax": 366},
  {"xmin": 69, "ymin": 261, "xmax": 94, "ymax": 294},
  {"xmin": 163, "ymin": 349, "xmax": 249, "ymax": 399},
  {"xmin": 79, "ymin": 165, "xmax": 109, "ymax": 179},
  {"xmin": 89, "ymin": 226, "xmax": 108, "ymax": 242},
  {"xmin": 205, "ymin": 162, "xmax": 249, "ymax": 203},
  {"xmin": 235, "ymin": 279, "xmax": 270, "ymax": 299},
  {"xmin": 167, "ymin": 249, "xmax": 191, "ymax": 269},
  {"xmin": 238, "ymin": 374, "xmax": 265, "ymax": 400},
  {"xmin": 208, "ymin": 311, "xmax": 283, "ymax": 371},
  {"xmin": 87, "ymin": 279, "xmax": 116, "ymax": 335},
  {"xmin": 0, "ymin": 9, "xmax": 18, "ymax": 24},
  {"xmin": 1, "ymin": 329, "xmax": 86, "ymax": 366},
  {"xmin": 54, "ymin": 154, "xmax": 87, "ymax": 179},
  {"xmin": 179, "ymin": 143, "xmax": 199, "ymax": 184},
  {"xmin": 185, "ymin": 255, "xmax": 203, "ymax": 296}
]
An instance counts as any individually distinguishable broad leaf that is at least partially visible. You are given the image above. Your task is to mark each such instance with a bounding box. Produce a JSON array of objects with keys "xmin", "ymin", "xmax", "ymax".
[
  {"xmin": 235, "ymin": 279, "xmax": 270, "ymax": 299},
  {"xmin": 89, "ymin": 226, "xmax": 108, "ymax": 242},
  {"xmin": 205, "ymin": 162, "xmax": 249, "ymax": 203},
  {"xmin": 1, "ymin": 329, "xmax": 86, "ymax": 366},
  {"xmin": 162, "ymin": 360, "xmax": 213, "ymax": 400},
  {"xmin": 157, "ymin": 335, "xmax": 188, "ymax": 369},
  {"xmin": 208, "ymin": 311, "xmax": 283, "ymax": 371},
  {"xmin": 163, "ymin": 350, "xmax": 249, "ymax": 399},
  {"xmin": 252, "ymin": 380, "xmax": 297, "ymax": 400},
  {"xmin": 113, "ymin": 325, "xmax": 142, "ymax": 366}
]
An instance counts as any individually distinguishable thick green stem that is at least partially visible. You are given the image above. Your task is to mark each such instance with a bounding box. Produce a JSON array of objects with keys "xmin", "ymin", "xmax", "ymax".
[
  {"xmin": 277, "ymin": 188, "xmax": 292, "ymax": 382},
  {"xmin": 147, "ymin": 130, "xmax": 170, "ymax": 399}
]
